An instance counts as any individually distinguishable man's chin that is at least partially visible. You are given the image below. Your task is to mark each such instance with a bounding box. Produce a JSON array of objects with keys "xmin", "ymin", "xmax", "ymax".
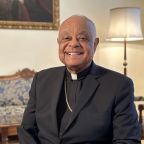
[{"xmin": 66, "ymin": 64, "xmax": 83, "ymax": 73}]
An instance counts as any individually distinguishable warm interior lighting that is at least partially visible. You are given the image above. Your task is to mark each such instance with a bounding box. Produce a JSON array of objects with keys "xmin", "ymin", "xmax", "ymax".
[{"xmin": 107, "ymin": 7, "xmax": 143, "ymax": 75}]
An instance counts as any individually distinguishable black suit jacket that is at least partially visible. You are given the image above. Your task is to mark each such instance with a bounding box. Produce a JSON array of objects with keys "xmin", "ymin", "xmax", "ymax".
[{"xmin": 18, "ymin": 64, "xmax": 141, "ymax": 144}]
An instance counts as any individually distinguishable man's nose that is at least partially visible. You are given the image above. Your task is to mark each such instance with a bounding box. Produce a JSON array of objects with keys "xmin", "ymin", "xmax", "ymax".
[{"xmin": 69, "ymin": 38, "xmax": 80, "ymax": 48}]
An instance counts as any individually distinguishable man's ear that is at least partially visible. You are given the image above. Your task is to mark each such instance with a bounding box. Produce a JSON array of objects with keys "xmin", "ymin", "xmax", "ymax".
[{"xmin": 94, "ymin": 38, "xmax": 99, "ymax": 51}]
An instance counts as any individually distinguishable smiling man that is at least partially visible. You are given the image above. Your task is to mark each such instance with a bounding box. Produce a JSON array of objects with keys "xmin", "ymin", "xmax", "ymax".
[
  {"xmin": 58, "ymin": 15, "xmax": 98, "ymax": 74},
  {"xmin": 18, "ymin": 15, "xmax": 141, "ymax": 144}
]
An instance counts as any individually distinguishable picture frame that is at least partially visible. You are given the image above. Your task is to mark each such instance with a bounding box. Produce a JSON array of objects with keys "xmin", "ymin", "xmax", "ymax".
[{"xmin": 0, "ymin": 0, "xmax": 59, "ymax": 30}]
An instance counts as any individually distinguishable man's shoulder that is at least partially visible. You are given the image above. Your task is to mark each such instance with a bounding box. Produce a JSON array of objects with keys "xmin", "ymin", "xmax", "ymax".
[
  {"xmin": 36, "ymin": 66, "xmax": 65, "ymax": 77},
  {"xmin": 95, "ymin": 64, "xmax": 133, "ymax": 83}
]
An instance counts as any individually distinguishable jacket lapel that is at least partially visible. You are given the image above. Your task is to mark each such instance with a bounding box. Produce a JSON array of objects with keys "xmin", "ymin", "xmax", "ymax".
[
  {"xmin": 50, "ymin": 67, "xmax": 66, "ymax": 135},
  {"xmin": 71, "ymin": 75, "xmax": 100, "ymax": 120},
  {"xmin": 63, "ymin": 64, "xmax": 104, "ymax": 133}
]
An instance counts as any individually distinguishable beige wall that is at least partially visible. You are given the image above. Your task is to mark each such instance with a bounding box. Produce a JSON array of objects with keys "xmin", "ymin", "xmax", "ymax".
[{"xmin": 0, "ymin": 0, "xmax": 144, "ymax": 96}]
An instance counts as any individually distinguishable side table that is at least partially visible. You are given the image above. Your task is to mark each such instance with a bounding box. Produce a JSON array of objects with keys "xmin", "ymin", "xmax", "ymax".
[{"xmin": 0, "ymin": 123, "xmax": 19, "ymax": 143}]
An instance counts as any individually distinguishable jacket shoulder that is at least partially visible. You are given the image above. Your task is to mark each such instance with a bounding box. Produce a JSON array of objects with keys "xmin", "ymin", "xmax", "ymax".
[
  {"xmin": 35, "ymin": 66, "xmax": 65, "ymax": 80},
  {"xmin": 95, "ymin": 65, "xmax": 133, "ymax": 84},
  {"xmin": 39, "ymin": 66, "xmax": 65, "ymax": 74}
]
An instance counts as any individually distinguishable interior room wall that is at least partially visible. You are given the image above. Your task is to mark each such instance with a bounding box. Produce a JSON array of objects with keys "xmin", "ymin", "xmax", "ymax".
[{"xmin": 0, "ymin": 0, "xmax": 143, "ymax": 96}]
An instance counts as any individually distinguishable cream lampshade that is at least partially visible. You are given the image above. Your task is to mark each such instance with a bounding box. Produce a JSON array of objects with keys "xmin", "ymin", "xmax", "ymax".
[{"xmin": 107, "ymin": 7, "xmax": 143, "ymax": 75}]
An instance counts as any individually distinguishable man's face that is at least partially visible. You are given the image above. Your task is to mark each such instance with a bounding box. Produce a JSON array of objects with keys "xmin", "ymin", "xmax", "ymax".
[{"xmin": 58, "ymin": 16, "xmax": 98, "ymax": 73}]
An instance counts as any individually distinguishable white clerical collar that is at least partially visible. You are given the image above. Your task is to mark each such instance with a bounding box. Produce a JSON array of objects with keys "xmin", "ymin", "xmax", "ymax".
[{"xmin": 71, "ymin": 73, "xmax": 77, "ymax": 80}]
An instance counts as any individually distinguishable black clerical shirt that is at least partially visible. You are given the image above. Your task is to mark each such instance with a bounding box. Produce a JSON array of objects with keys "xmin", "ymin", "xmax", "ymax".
[{"xmin": 57, "ymin": 63, "xmax": 92, "ymax": 135}]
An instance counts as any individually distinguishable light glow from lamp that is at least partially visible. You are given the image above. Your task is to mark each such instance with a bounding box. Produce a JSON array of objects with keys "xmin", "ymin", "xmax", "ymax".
[
  {"xmin": 107, "ymin": 7, "xmax": 143, "ymax": 41},
  {"xmin": 107, "ymin": 7, "xmax": 143, "ymax": 75}
]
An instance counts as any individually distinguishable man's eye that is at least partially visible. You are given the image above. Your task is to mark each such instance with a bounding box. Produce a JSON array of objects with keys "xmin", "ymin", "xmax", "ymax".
[
  {"xmin": 79, "ymin": 37, "xmax": 87, "ymax": 41},
  {"xmin": 62, "ymin": 37, "xmax": 71, "ymax": 41},
  {"xmin": 65, "ymin": 37, "xmax": 70, "ymax": 40}
]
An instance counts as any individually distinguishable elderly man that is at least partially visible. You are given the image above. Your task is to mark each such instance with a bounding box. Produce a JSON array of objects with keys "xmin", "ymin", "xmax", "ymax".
[{"xmin": 18, "ymin": 15, "xmax": 141, "ymax": 144}]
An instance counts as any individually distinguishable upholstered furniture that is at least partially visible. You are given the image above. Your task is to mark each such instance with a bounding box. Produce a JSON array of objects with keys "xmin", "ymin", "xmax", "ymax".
[
  {"xmin": 0, "ymin": 68, "xmax": 35, "ymax": 138},
  {"xmin": 138, "ymin": 104, "xmax": 144, "ymax": 139},
  {"xmin": 135, "ymin": 97, "xmax": 144, "ymax": 140}
]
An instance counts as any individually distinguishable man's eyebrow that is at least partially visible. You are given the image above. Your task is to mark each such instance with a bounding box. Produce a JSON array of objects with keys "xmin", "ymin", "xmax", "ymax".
[{"xmin": 60, "ymin": 31, "xmax": 89, "ymax": 37}]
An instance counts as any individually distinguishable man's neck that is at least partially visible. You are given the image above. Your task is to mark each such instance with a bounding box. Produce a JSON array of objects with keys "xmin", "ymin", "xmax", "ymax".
[{"xmin": 67, "ymin": 62, "xmax": 92, "ymax": 74}]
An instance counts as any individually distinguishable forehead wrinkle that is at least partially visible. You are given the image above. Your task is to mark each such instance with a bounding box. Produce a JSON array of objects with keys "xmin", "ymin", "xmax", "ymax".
[
  {"xmin": 60, "ymin": 24, "xmax": 91, "ymax": 37},
  {"xmin": 58, "ymin": 15, "xmax": 96, "ymax": 41}
]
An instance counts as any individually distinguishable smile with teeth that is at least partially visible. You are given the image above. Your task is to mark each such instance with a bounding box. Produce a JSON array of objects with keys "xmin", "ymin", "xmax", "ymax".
[{"xmin": 65, "ymin": 52, "xmax": 83, "ymax": 55}]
